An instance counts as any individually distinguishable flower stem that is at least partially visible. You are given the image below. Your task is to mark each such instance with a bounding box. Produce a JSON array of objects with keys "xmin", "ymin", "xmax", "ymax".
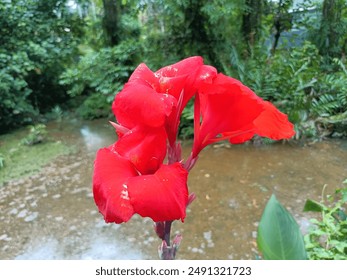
[{"xmin": 164, "ymin": 221, "xmax": 172, "ymax": 246}]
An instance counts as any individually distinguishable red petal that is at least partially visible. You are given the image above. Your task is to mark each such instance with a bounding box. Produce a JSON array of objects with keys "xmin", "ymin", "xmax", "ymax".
[
  {"xmin": 223, "ymin": 128, "xmax": 255, "ymax": 144},
  {"xmin": 128, "ymin": 63, "xmax": 159, "ymax": 89},
  {"xmin": 253, "ymin": 101, "xmax": 295, "ymax": 139},
  {"xmin": 222, "ymin": 101, "xmax": 295, "ymax": 144},
  {"xmin": 195, "ymin": 65, "xmax": 218, "ymax": 85},
  {"xmin": 156, "ymin": 56, "xmax": 204, "ymax": 79},
  {"xmin": 193, "ymin": 73, "xmax": 295, "ymax": 154},
  {"xmin": 156, "ymin": 56, "xmax": 214, "ymax": 105},
  {"xmin": 114, "ymin": 126, "xmax": 168, "ymax": 174},
  {"xmin": 112, "ymin": 83, "xmax": 175, "ymax": 129},
  {"xmin": 156, "ymin": 57, "xmax": 217, "ymax": 144},
  {"xmin": 93, "ymin": 148, "xmax": 138, "ymax": 223},
  {"xmin": 127, "ymin": 163, "xmax": 188, "ymax": 222},
  {"xmin": 193, "ymin": 73, "xmax": 263, "ymax": 155},
  {"xmin": 155, "ymin": 57, "xmax": 203, "ymax": 116}
]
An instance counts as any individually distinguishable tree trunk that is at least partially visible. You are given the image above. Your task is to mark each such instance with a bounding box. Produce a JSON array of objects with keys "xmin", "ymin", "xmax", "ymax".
[
  {"xmin": 270, "ymin": 0, "xmax": 293, "ymax": 54},
  {"xmin": 319, "ymin": 0, "xmax": 343, "ymax": 57},
  {"xmin": 271, "ymin": 15, "xmax": 281, "ymax": 54},
  {"xmin": 102, "ymin": 0, "xmax": 121, "ymax": 46},
  {"xmin": 181, "ymin": 0, "xmax": 220, "ymax": 68},
  {"xmin": 242, "ymin": 0, "xmax": 263, "ymax": 50}
]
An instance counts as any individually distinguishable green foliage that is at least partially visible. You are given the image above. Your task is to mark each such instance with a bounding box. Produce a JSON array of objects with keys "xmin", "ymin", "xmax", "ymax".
[
  {"xmin": 257, "ymin": 194, "xmax": 307, "ymax": 260},
  {"xmin": 60, "ymin": 40, "xmax": 139, "ymax": 99},
  {"xmin": 179, "ymin": 99, "xmax": 195, "ymax": 139},
  {"xmin": 0, "ymin": 0, "xmax": 83, "ymax": 133},
  {"xmin": 59, "ymin": 39, "xmax": 141, "ymax": 119},
  {"xmin": 51, "ymin": 106, "xmax": 64, "ymax": 122},
  {"xmin": 77, "ymin": 94, "xmax": 111, "ymax": 120},
  {"xmin": 139, "ymin": 0, "xmax": 243, "ymax": 70},
  {"xmin": 304, "ymin": 184, "xmax": 347, "ymax": 260},
  {"xmin": 21, "ymin": 124, "xmax": 48, "ymax": 146},
  {"xmin": 311, "ymin": 59, "xmax": 347, "ymax": 122},
  {"xmin": 313, "ymin": 0, "xmax": 347, "ymax": 57}
]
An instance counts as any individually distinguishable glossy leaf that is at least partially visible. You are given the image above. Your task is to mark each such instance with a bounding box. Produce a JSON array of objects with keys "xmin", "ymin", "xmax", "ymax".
[{"xmin": 257, "ymin": 194, "xmax": 307, "ymax": 260}]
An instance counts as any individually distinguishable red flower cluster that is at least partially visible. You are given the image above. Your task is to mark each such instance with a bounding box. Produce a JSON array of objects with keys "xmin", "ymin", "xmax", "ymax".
[{"xmin": 93, "ymin": 56, "xmax": 295, "ymax": 224}]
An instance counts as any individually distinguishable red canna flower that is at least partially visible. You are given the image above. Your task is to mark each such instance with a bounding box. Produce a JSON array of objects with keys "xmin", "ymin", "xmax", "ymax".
[
  {"xmin": 191, "ymin": 73, "xmax": 295, "ymax": 159},
  {"xmin": 93, "ymin": 56, "xmax": 295, "ymax": 228},
  {"xmin": 93, "ymin": 147, "xmax": 188, "ymax": 223}
]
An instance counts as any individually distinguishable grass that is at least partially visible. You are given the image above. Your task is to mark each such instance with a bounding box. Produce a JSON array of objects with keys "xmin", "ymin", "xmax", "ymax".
[{"xmin": 0, "ymin": 127, "xmax": 73, "ymax": 186}]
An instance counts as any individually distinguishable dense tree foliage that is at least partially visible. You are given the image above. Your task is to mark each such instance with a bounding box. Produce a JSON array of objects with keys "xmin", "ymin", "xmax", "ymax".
[
  {"xmin": 0, "ymin": 0, "xmax": 83, "ymax": 132},
  {"xmin": 1, "ymin": 0, "xmax": 347, "ymax": 139}
]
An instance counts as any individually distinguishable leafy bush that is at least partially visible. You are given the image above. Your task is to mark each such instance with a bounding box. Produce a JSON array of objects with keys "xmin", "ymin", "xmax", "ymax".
[
  {"xmin": 21, "ymin": 124, "xmax": 48, "ymax": 146},
  {"xmin": 304, "ymin": 182, "xmax": 347, "ymax": 260},
  {"xmin": 77, "ymin": 94, "xmax": 111, "ymax": 120},
  {"xmin": 0, "ymin": 0, "xmax": 83, "ymax": 133},
  {"xmin": 0, "ymin": 44, "xmax": 38, "ymax": 131},
  {"xmin": 59, "ymin": 39, "xmax": 141, "ymax": 119},
  {"xmin": 49, "ymin": 105, "xmax": 64, "ymax": 122}
]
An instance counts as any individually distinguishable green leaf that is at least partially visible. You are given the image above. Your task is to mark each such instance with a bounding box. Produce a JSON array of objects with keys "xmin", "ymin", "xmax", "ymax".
[
  {"xmin": 336, "ymin": 210, "xmax": 347, "ymax": 221},
  {"xmin": 303, "ymin": 199, "xmax": 327, "ymax": 212},
  {"xmin": 336, "ymin": 187, "xmax": 347, "ymax": 203},
  {"xmin": 257, "ymin": 194, "xmax": 307, "ymax": 260}
]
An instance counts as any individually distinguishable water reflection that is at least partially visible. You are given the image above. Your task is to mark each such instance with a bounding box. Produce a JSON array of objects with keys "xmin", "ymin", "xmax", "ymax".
[
  {"xmin": 0, "ymin": 119, "xmax": 346, "ymax": 260},
  {"xmin": 80, "ymin": 126, "xmax": 105, "ymax": 153}
]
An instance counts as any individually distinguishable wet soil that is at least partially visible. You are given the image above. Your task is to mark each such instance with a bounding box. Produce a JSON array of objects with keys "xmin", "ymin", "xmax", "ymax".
[{"xmin": 1, "ymin": 119, "xmax": 346, "ymax": 260}]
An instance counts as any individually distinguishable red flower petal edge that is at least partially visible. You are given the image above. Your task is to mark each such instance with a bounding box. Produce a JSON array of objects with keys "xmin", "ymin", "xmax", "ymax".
[
  {"xmin": 114, "ymin": 125, "xmax": 167, "ymax": 175},
  {"xmin": 93, "ymin": 148, "xmax": 137, "ymax": 223},
  {"xmin": 112, "ymin": 83, "xmax": 176, "ymax": 129},
  {"xmin": 93, "ymin": 147, "xmax": 188, "ymax": 223},
  {"xmin": 128, "ymin": 163, "xmax": 188, "ymax": 222}
]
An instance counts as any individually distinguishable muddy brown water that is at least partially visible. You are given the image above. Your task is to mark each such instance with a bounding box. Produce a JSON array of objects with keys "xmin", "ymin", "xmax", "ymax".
[{"xmin": 0, "ymin": 119, "xmax": 346, "ymax": 260}]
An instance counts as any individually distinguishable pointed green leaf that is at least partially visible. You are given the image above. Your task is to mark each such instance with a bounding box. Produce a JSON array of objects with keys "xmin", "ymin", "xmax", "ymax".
[
  {"xmin": 257, "ymin": 194, "xmax": 307, "ymax": 260},
  {"xmin": 303, "ymin": 199, "xmax": 326, "ymax": 212}
]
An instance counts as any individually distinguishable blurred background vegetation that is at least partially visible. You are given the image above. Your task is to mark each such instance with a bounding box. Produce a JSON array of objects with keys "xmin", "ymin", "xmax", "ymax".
[{"xmin": 1, "ymin": 0, "xmax": 347, "ymax": 140}]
